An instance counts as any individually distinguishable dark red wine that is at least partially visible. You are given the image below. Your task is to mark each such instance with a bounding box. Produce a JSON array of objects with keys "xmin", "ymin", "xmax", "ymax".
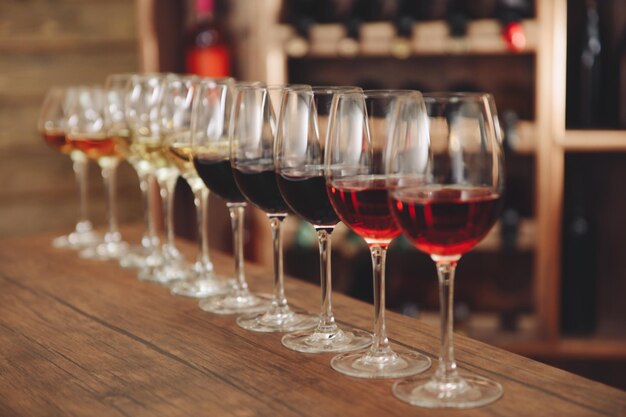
[
  {"xmin": 277, "ymin": 172, "xmax": 339, "ymax": 226},
  {"xmin": 233, "ymin": 166, "xmax": 289, "ymax": 214},
  {"xmin": 193, "ymin": 157, "xmax": 246, "ymax": 203},
  {"xmin": 327, "ymin": 177, "xmax": 400, "ymax": 243},
  {"xmin": 390, "ymin": 186, "xmax": 502, "ymax": 256}
]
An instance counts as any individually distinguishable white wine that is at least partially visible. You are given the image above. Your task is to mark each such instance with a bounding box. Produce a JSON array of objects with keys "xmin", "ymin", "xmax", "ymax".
[
  {"xmin": 166, "ymin": 143, "xmax": 203, "ymax": 189},
  {"xmin": 129, "ymin": 133, "xmax": 171, "ymax": 169}
]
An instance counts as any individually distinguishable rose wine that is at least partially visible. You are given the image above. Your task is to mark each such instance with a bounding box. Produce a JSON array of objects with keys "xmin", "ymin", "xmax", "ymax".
[
  {"xmin": 67, "ymin": 133, "xmax": 120, "ymax": 160},
  {"xmin": 41, "ymin": 129, "xmax": 73, "ymax": 154},
  {"xmin": 233, "ymin": 163, "xmax": 289, "ymax": 214},
  {"xmin": 277, "ymin": 171, "xmax": 339, "ymax": 226},
  {"xmin": 327, "ymin": 176, "xmax": 400, "ymax": 244},
  {"xmin": 390, "ymin": 186, "xmax": 502, "ymax": 256},
  {"xmin": 193, "ymin": 157, "xmax": 246, "ymax": 203}
]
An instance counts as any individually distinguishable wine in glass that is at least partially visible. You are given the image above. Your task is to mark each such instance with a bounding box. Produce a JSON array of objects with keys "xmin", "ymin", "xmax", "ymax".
[
  {"xmin": 195, "ymin": 81, "xmax": 270, "ymax": 315},
  {"xmin": 231, "ymin": 84, "xmax": 318, "ymax": 332},
  {"xmin": 389, "ymin": 93, "xmax": 504, "ymax": 408},
  {"xmin": 276, "ymin": 86, "xmax": 373, "ymax": 352},
  {"xmin": 125, "ymin": 74, "xmax": 167, "ymax": 278},
  {"xmin": 164, "ymin": 76, "xmax": 232, "ymax": 298},
  {"xmin": 106, "ymin": 74, "xmax": 161, "ymax": 269},
  {"xmin": 38, "ymin": 87, "xmax": 99, "ymax": 249},
  {"xmin": 65, "ymin": 86, "xmax": 129, "ymax": 260},
  {"xmin": 325, "ymin": 90, "xmax": 431, "ymax": 378}
]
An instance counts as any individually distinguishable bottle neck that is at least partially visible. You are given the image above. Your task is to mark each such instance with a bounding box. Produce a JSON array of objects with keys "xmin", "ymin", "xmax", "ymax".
[{"xmin": 196, "ymin": 0, "xmax": 214, "ymax": 21}]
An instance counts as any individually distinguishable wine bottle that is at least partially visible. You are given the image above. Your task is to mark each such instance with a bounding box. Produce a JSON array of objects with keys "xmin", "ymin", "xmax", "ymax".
[
  {"xmin": 496, "ymin": 0, "xmax": 531, "ymax": 52},
  {"xmin": 185, "ymin": 0, "xmax": 230, "ymax": 77},
  {"xmin": 561, "ymin": 156, "xmax": 597, "ymax": 335},
  {"xmin": 619, "ymin": 31, "xmax": 626, "ymax": 128},
  {"xmin": 578, "ymin": 0, "xmax": 603, "ymax": 127},
  {"xmin": 283, "ymin": 0, "xmax": 315, "ymax": 57},
  {"xmin": 391, "ymin": 0, "xmax": 419, "ymax": 59}
]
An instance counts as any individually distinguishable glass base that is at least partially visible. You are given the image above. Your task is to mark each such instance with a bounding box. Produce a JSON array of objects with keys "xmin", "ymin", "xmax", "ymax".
[
  {"xmin": 198, "ymin": 292, "xmax": 271, "ymax": 315},
  {"xmin": 331, "ymin": 346, "xmax": 431, "ymax": 379},
  {"xmin": 170, "ymin": 274, "xmax": 230, "ymax": 298},
  {"xmin": 119, "ymin": 247, "xmax": 149, "ymax": 269},
  {"xmin": 392, "ymin": 373, "xmax": 503, "ymax": 409},
  {"xmin": 139, "ymin": 262, "xmax": 188, "ymax": 284},
  {"xmin": 79, "ymin": 240, "xmax": 128, "ymax": 261},
  {"xmin": 281, "ymin": 326, "xmax": 373, "ymax": 353},
  {"xmin": 236, "ymin": 307, "xmax": 318, "ymax": 333},
  {"xmin": 52, "ymin": 224, "xmax": 100, "ymax": 250}
]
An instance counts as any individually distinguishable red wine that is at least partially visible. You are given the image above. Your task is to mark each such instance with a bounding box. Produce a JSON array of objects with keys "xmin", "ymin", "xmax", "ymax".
[
  {"xmin": 277, "ymin": 172, "xmax": 339, "ymax": 226},
  {"xmin": 193, "ymin": 157, "xmax": 246, "ymax": 203},
  {"xmin": 233, "ymin": 165, "xmax": 289, "ymax": 214},
  {"xmin": 327, "ymin": 177, "xmax": 400, "ymax": 243},
  {"xmin": 390, "ymin": 186, "xmax": 502, "ymax": 256}
]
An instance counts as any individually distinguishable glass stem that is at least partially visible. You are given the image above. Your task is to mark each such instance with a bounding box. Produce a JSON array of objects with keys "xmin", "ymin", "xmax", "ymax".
[
  {"xmin": 100, "ymin": 159, "xmax": 120, "ymax": 238},
  {"xmin": 137, "ymin": 171, "xmax": 156, "ymax": 249},
  {"xmin": 315, "ymin": 227, "xmax": 338, "ymax": 332},
  {"xmin": 71, "ymin": 151, "xmax": 91, "ymax": 230},
  {"xmin": 268, "ymin": 215, "xmax": 288, "ymax": 312},
  {"xmin": 434, "ymin": 257, "xmax": 461, "ymax": 383},
  {"xmin": 228, "ymin": 203, "xmax": 248, "ymax": 295},
  {"xmin": 158, "ymin": 176, "xmax": 178, "ymax": 255},
  {"xmin": 369, "ymin": 244, "xmax": 392, "ymax": 354},
  {"xmin": 146, "ymin": 173, "xmax": 160, "ymax": 249},
  {"xmin": 193, "ymin": 186, "xmax": 213, "ymax": 270}
]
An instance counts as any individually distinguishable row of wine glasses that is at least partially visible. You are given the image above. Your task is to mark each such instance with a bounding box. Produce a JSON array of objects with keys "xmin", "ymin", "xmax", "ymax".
[{"xmin": 39, "ymin": 75, "xmax": 504, "ymax": 409}]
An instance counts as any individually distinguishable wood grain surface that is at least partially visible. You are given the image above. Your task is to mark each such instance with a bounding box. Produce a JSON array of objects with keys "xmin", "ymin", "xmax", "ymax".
[{"xmin": 0, "ymin": 228, "xmax": 623, "ymax": 417}]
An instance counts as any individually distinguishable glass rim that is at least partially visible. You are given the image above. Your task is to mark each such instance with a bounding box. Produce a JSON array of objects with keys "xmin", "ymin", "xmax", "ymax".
[{"xmin": 422, "ymin": 92, "xmax": 495, "ymax": 102}]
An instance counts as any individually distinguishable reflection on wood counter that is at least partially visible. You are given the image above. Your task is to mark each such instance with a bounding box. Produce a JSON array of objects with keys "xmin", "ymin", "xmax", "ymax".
[{"xmin": 0, "ymin": 227, "xmax": 623, "ymax": 416}]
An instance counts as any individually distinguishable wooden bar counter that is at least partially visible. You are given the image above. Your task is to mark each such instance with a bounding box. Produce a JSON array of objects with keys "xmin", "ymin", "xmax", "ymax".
[{"xmin": 0, "ymin": 228, "xmax": 623, "ymax": 416}]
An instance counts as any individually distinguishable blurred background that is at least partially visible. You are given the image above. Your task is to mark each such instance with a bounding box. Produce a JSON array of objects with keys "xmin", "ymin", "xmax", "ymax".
[{"xmin": 1, "ymin": 0, "xmax": 625, "ymax": 389}]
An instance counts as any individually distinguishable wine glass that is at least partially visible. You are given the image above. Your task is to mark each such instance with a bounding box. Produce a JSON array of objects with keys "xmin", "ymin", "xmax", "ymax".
[
  {"xmin": 230, "ymin": 84, "xmax": 318, "ymax": 332},
  {"xmin": 38, "ymin": 87, "xmax": 99, "ymax": 249},
  {"xmin": 325, "ymin": 90, "xmax": 431, "ymax": 378},
  {"xmin": 276, "ymin": 86, "xmax": 373, "ymax": 352},
  {"xmin": 195, "ymin": 80, "xmax": 270, "ymax": 315},
  {"xmin": 164, "ymin": 76, "xmax": 231, "ymax": 298},
  {"xmin": 64, "ymin": 86, "xmax": 129, "ymax": 260},
  {"xmin": 388, "ymin": 93, "xmax": 504, "ymax": 408},
  {"xmin": 125, "ymin": 74, "xmax": 167, "ymax": 278},
  {"xmin": 134, "ymin": 74, "xmax": 202, "ymax": 284},
  {"xmin": 106, "ymin": 74, "xmax": 161, "ymax": 269}
]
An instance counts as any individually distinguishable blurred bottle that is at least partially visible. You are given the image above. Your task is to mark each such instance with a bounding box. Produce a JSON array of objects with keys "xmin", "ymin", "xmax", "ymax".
[
  {"xmin": 391, "ymin": 0, "xmax": 419, "ymax": 59},
  {"xmin": 496, "ymin": 0, "xmax": 531, "ymax": 52},
  {"xmin": 561, "ymin": 157, "xmax": 597, "ymax": 335},
  {"xmin": 500, "ymin": 110, "xmax": 520, "ymax": 251},
  {"xmin": 578, "ymin": 0, "xmax": 603, "ymax": 127},
  {"xmin": 618, "ymin": 30, "xmax": 626, "ymax": 127},
  {"xmin": 446, "ymin": 0, "xmax": 469, "ymax": 38},
  {"xmin": 185, "ymin": 0, "xmax": 230, "ymax": 77},
  {"xmin": 283, "ymin": 0, "xmax": 315, "ymax": 57}
]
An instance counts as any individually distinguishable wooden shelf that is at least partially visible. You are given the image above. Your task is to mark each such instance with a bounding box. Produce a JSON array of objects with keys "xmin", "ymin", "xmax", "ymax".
[
  {"xmin": 560, "ymin": 130, "xmax": 626, "ymax": 152},
  {"xmin": 278, "ymin": 19, "xmax": 538, "ymax": 58}
]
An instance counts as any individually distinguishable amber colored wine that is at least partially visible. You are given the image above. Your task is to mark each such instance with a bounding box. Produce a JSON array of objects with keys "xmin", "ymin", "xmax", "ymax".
[
  {"xmin": 390, "ymin": 186, "xmax": 502, "ymax": 256},
  {"xmin": 327, "ymin": 176, "xmax": 400, "ymax": 244},
  {"xmin": 41, "ymin": 129, "xmax": 73, "ymax": 154},
  {"xmin": 67, "ymin": 133, "xmax": 120, "ymax": 160},
  {"xmin": 166, "ymin": 142, "xmax": 205, "ymax": 190},
  {"xmin": 277, "ymin": 171, "xmax": 338, "ymax": 226},
  {"xmin": 193, "ymin": 157, "xmax": 245, "ymax": 203},
  {"xmin": 233, "ymin": 163, "xmax": 289, "ymax": 214},
  {"xmin": 111, "ymin": 129, "xmax": 139, "ymax": 164}
]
